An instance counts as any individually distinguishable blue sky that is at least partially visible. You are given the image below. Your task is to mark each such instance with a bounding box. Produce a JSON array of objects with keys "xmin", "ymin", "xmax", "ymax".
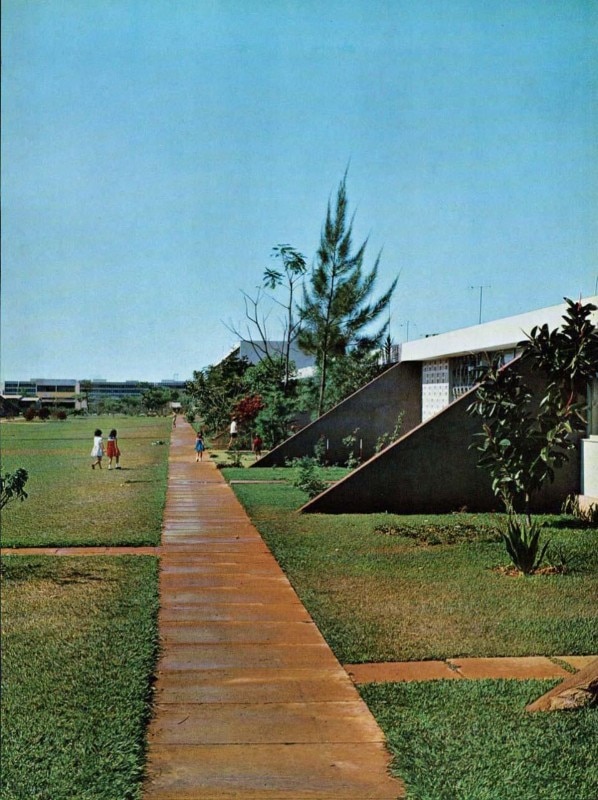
[{"xmin": 2, "ymin": 0, "xmax": 596, "ymax": 382}]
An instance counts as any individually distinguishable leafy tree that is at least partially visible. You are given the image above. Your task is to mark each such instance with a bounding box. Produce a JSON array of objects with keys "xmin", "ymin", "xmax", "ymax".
[
  {"xmin": 96, "ymin": 397, "xmax": 122, "ymax": 415},
  {"xmin": 141, "ymin": 386, "xmax": 171, "ymax": 415},
  {"xmin": 253, "ymin": 391, "xmax": 299, "ymax": 448},
  {"xmin": 232, "ymin": 394, "xmax": 265, "ymax": 425},
  {"xmin": 263, "ymin": 245, "xmax": 307, "ymax": 389},
  {"xmin": 319, "ymin": 345, "xmax": 385, "ymax": 411},
  {"xmin": 1, "ymin": 468, "xmax": 28, "ymax": 510},
  {"xmin": 78, "ymin": 380, "xmax": 93, "ymax": 411},
  {"xmin": 227, "ymin": 245, "xmax": 307, "ymax": 392},
  {"xmin": 186, "ymin": 355, "xmax": 250, "ymax": 432},
  {"xmin": 117, "ymin": 395, "xmax": 142, "ymax": 415},
  {"xmin": 468, "ymin": 299, "xmax": 598, "ymax": 573},
  {"xmin": 299, "ymin": 175, "xmax": 397, "ymax": 415},
  {"xmin": 469, "ymin": 299, "xmax": 597, "ymax": 519}
]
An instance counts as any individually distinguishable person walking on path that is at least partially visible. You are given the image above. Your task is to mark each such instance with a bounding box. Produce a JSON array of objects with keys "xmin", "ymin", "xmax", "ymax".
[
  {"xmin": 194, "ymin": 430, "xmax": 206, "ymax": 462},
  {"xmin": 106, "ymin": 429, "xmax": 121, "ymax": 470},
  {"xmin": 252, "ymin": 433, "xmax": 263, "ymax": 460},
  {"xmin": 227, "ymin": 417, "xmax": 238, "ymax": 448},
  {"xmin": 90, "ymin": 429, "xmax": 103, "ymax": 469}
]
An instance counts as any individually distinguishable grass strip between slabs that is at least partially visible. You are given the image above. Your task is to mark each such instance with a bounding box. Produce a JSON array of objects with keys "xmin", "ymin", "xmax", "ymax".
[{"xmin": 1, "ymin": 555, "xmax": 159, "ymax": 800}]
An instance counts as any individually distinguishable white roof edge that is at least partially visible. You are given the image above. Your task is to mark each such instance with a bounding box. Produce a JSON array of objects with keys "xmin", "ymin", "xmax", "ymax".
[{"xmin": 401, "ymin": 296, "xmax": 598, "ymax": 362}]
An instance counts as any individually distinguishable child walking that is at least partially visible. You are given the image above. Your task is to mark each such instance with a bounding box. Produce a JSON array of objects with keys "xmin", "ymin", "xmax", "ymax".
[
  {"xmin": 194, "ymin": 431, "xmax": 205, "ymax": 462},
  {"xmin": 90, "ymin": 429, "xmax": 103, "ymax": 469},
  {"xmin": 106, "ymin": 429, "xmax": 121, "ymax": 470},
  {"xmin": 252, "ymin": 434, "xmax": 263, "ymax": 461}
]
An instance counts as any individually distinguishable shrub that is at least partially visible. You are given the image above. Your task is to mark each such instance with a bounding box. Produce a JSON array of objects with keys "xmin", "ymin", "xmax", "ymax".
[
  {"xmin": 291, "ymin": 457, "xmax": 327, "ymax": 499},
  {"xmin": 342, "ymin": 428, "xmax": 360, "ymax": 469},
  {"xmin": 502, "ymin": 516, "xmax": 549, "ymax": 575},
  {"xmin": 0, "ymin": 468, "xmax": 29, "ymax": 510},
  {"xmin": 374, "ymin": 412, "xmax": 405, "ymax": 453},
  {"xmin": 313, "ymin": 436, "xmax": 326, "ymax": 465},
  {"xmin": 23, "ymin": 407, "xmax": 36, "ymax": 421},
  {"xmin": 38, "ymin": 407, "xmax": 51, "ymax": 420},
  {"xmin": 55, "ymin": 410, "xmax": 68, "ymax": 421}
]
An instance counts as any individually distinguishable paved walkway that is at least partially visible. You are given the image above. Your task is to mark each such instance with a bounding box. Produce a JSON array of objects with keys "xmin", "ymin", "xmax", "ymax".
[
  {"xmin": 3, "ymin": 422, "xmax": 594, "ymax": 797},
  {"xmin": 143, "ymin": 420, "xmax": 404, "ymax": 800},
  {"xmin": 345, "ymin": 655, "xmax": 597, "ymax": 683}
]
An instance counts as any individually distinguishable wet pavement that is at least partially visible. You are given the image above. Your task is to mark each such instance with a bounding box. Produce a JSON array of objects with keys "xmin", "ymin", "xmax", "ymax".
[{"xmin": 143, "ymin": 420, "xmax": 404, "ymax": 799}]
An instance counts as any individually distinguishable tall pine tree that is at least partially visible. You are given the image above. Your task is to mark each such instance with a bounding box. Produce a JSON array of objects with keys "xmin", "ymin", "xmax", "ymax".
[{"xmin": 299, "ymin": 175, "xmax": 397, "ymax": 415}]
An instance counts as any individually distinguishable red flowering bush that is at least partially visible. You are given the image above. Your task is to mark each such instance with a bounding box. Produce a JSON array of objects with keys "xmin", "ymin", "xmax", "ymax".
[{"xmin": 232, "ymin": 394, "xmax": 265, "ymax": 424}]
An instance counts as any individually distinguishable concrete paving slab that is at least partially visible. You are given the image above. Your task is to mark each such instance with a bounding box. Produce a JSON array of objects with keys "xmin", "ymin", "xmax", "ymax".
[
  {"xmin": 160, "ymin": 561, "xmax": 282, "ymax": 575},
  {"xmin": 154, "ymin": 668, "xmax": 358, "ymax": 704},
  {"xmin": 448, "ymin": 656, "xmax": 571, "ymax": 680},
  {"xmin": 161, "ymin": 587, "xmax": 302, "ymax": 605},
  {"xmin": 158, "ymin": 574, "xmax": 291, "ymax": 589},
  {"xmin": 158, "ymin": 603, "xmax": 313, "ymax": 623},
  {"xmin": 160, "ymin": 541, "xmax": 271, "ymax": 554},
  {"xmin": 148, "ymin": 701, "xmax": 386, "ymax": 745},
  {"xmin": 158, "ymin": 643, "xmax": 341, "ymax": 671},
  {"xmin": 0, "ymin": 547, "xmax": 161, "ymax": 556},
  {"xmin": 345, "ymin": 661, "xmax": 462, "ymax": 683},
  {"xmin": 144, "ymin": 743, "xmax": 402, "ymax": 800},
  {"xmin": 160, "ymin": 552, "xmax": 280, "ymax": 565},
  {"xmin": 554, "ymin": 655, "xmax": 598, "ymax": 671},
  {"xmin": 160, "ymin": 620, "xmax": 326, "ymax": 645}
]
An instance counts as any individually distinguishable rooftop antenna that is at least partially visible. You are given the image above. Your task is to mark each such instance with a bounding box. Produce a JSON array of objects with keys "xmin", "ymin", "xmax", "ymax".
[
  {"xmin": 469, "ymin": 285, "xmax": 491, "ymax": 324},
  {"xmin": 399, "ymin": 321, "xmax": 414, "ymax": 341}
]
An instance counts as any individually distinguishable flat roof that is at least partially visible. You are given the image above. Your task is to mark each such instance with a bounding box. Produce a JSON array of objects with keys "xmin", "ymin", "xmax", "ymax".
[{"xmin": 400, "ymin": 296, "xmax": 598, "ymax": 362}]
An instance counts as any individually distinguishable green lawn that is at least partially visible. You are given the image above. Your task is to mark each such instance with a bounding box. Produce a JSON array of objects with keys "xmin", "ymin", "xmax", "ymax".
[
  {"xmin": 1, "ymin": 555, "xmax": 159, "ymax": 800},
  {"xmin": 222, "ymin": 464, "xmax": 350, "ymax": 482},
  {"xmin": 1, "ymin": 416, "xmax": 171, "ymax": 547},
  {"xmin": 228, "ymin": 480, "xmax": 598, "ymax": 662},
  {"xmin": 227, "ymin": 477, "xmax": 598, "ymax": 798},
  {"xmin": 361, "ymin": 679, "xmax": 598, "ymax": 800}
]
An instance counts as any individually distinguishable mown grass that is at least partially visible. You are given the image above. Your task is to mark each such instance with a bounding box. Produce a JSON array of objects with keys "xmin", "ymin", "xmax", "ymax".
[
  {"xmin": 361, "ymin": 679, "xmax": 598, "ymax": 800},
  {"xmin": 222, "ymin": 465, "xmax": 350, "ymax": 483},
  {"xmin": 1, "ymin": 416, "xmax": 171, "ymax": 546},
  {"xmin": 1, "ymin": 555, "xmax": 159, "ymax": 800},
  {"xmin": 229, "ymin": 481, "xmax": 598, "ymax": 662}
]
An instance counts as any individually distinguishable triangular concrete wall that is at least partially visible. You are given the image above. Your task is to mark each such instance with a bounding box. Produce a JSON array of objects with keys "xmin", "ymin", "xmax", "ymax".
[
  {"xmin": 250, "ymin": 361, "xmax": 422, "ymax": 468},
  {"xmin": 301, "ymin": 360, "xmax": 580, "ymax": 514}
]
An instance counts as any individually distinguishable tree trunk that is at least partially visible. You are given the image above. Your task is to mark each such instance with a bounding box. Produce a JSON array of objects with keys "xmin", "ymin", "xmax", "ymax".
[{"xmin": 526, "ymin": 658, "xmax": 598, "ymax": 712}]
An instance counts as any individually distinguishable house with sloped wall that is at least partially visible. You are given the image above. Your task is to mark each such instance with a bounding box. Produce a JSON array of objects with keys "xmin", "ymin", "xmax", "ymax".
[{"xmin": 252, "ymin": 297, "xmax": 598, "ymax": 514}]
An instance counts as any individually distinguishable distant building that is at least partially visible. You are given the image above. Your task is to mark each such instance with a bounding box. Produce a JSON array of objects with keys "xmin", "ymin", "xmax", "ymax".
[
  {"xmin": 0, "ymin": 377, "xmax": 187, "ymax": 415},
  {"xmin": 221, "ymin": 340, "xmax": 316, "ymax": 378}
]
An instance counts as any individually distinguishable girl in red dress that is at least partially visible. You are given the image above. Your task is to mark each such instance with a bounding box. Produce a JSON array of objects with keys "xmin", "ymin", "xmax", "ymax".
[{"xmin": 106, "ymin": 429, "xmax": 121, "ymax": 470}]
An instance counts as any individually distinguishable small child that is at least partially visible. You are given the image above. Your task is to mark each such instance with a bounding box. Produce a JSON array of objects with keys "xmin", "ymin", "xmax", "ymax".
[
  {"xmin": 106, "ymin": 429, "xmax": 121, "ymax": 470},
  {"xmin": 91, "ymin": 429, "xmax": 103, "ymax": 469},
  {"xmin": 194, "ymin": 431, "xmax": 205, "ymax": 462},
  {"xmin": 252, "ymin": 434, "xmax": 263, "ymax": 460}
]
